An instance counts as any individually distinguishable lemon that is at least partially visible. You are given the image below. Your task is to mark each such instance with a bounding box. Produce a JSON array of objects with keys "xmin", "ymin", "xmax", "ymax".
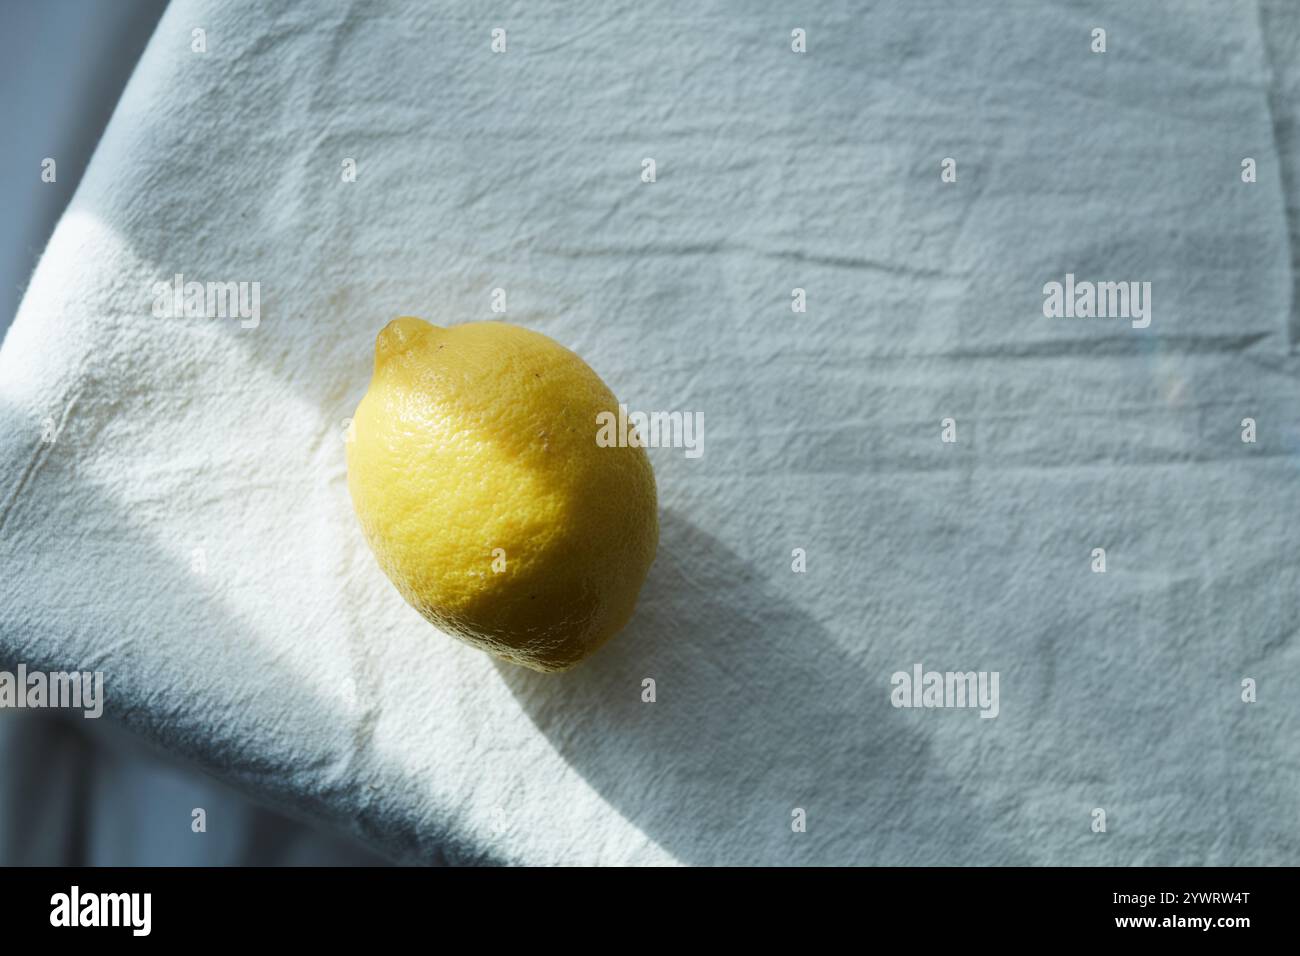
[{"xmin": 346, "ymin": 318, "xmax": 658, "ymax": 672}]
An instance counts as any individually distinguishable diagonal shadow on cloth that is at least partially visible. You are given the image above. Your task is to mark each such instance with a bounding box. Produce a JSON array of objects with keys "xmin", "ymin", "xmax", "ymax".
[{"xmin": 496, "ymin": 508, "xmax": 1026, "ymax": 866}]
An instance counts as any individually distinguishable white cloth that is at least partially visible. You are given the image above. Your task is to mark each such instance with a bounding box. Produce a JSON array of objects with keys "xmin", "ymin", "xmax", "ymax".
[{"xmin": 3, "ymin": 0, "xmax": 1300, "ymax": 864}]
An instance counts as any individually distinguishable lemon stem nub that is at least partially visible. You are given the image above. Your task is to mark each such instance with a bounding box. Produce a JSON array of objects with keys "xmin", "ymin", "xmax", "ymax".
[{"xmin": 375, "ymin": 316, "xmax": 438, "ymax": 366}]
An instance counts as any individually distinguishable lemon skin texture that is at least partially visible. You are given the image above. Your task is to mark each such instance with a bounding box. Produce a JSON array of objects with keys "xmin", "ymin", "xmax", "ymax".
[{"xmin": 347, "ymin": 318, "xmax": 658, "ymax": 672}]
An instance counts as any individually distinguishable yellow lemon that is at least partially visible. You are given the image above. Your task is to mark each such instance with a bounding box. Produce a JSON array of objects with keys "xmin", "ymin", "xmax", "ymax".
[{"xmin": 347, "ymin": 317, "xmax": 658, "ymax": 672}]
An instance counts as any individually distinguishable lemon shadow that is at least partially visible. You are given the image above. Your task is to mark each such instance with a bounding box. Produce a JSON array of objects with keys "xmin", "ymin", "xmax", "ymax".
[{"xmin": 495, "ymin": 508, "xmax": 1027, "ymax": 866}]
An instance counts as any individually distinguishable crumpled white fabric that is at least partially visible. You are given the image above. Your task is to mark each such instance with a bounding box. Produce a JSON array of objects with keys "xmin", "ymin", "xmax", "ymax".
[{"xmin": 2, "ymin": 0, "xmax": 1300, "ymax": 865}]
